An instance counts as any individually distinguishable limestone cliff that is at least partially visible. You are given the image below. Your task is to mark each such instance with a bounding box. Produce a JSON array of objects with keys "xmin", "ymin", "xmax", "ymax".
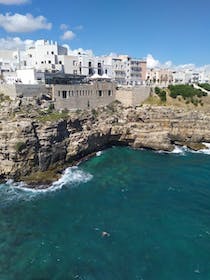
[{"xmin": 1, "ymin": 99, "xmax": 210, "ymax": 185}]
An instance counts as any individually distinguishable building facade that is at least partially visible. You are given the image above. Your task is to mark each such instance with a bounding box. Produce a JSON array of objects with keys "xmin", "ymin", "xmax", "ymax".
[
  {"xmin": 52, "ymin": 80, "xmax": 116, "ymax": 110},
  {"xmin": 24, "ymin": 40, "xmax": 68, "ymax": 73}
]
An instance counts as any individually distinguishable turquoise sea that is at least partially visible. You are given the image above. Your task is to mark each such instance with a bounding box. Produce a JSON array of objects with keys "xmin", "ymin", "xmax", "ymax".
[{"xmin": 0, "ymin": 147, "xmax": 210, "ymax": 280}]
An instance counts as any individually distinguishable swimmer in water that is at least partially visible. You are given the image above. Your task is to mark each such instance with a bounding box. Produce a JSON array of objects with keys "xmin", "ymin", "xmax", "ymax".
[{"xmin": 101, "ymin": 231, "xmax": 110, "ymax": 237}]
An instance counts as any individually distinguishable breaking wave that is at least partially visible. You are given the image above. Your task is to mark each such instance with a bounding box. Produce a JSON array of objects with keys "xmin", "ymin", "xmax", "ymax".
[
  {"xmin": 157, "ymin": 146, "xmax": 187, "ymax": 155},
  {"xmin": 157, "ymin": 143, "xmax": 210, "ymax": 156},
  {"xmin": 170, "ymin": 146, "xmax": 187, "ymax": 155},
  {"xmin": 0, "ymin": 167, "xmax": 93, "ymax": 206},
  {"xmin": 193, "ymin": 143, "xmax": 210, "ymax": 155}
]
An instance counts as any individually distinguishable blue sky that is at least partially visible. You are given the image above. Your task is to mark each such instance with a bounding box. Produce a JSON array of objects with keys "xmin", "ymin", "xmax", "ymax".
[{"xmin": 0, "ymin": 0, "xmax": 209, "ymax": 66}]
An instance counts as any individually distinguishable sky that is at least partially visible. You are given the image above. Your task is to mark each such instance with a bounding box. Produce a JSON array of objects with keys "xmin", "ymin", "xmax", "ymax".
[{"xmin": 0, "ymin": 0, "xmax": 209, "ymax": 67}]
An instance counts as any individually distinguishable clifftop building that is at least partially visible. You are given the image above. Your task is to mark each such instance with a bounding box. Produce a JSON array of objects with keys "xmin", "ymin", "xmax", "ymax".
[
  {"xmin": 24, "ymin": 40, "xmax": 68, "ymax": 73},
  {"xmin": 0, "ymin": 39, "xmax": 147, "ymax": 86}
]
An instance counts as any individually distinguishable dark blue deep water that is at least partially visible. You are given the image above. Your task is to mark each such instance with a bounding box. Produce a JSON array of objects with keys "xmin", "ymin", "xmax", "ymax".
[{"xmin": 0, "ymin": 147, "xmax": 210, "ymax": 280}]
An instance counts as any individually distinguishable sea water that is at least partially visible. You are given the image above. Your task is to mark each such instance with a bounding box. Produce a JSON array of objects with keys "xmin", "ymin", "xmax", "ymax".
[{"xmin": 0, "ymin": 147, "xmax": 210, "ymax": 279}]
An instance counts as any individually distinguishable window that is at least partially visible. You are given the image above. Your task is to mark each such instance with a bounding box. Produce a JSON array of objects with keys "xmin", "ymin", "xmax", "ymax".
[
  {"xmin": 51, "ymin": 51, "xmax": 54, "ymax": 55},
  {"xmin": 62, "ymin": 91, "xmax": 67, "ymax": 99},
  {"xmin": 59, "ymin": 61, "xmax": 62, "ymax": 64},
  {"xmin": 58, "ymin": 91, "xmax": 61, "ymax": 97},
  {"xmin": 89, "ymin": 68, "xmax": 93, "ymax": 75},
  {"xmin": 108, "ymin": 90, "xmax": 112, "ymax": 96},
  {"xmin": 98, "ymin": 90, "xmax": 103, "ymax": 97},
  {"xmin": 48, "ymin": 60, "xmax": 51, "ymax": 64}
]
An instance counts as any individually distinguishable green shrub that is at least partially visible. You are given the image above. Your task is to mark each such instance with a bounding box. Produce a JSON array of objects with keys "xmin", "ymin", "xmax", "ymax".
[
  {"xmin": 47, "ymin": 103, "xmax": 54, "ymax": 112},
  {"xmin": 198, "ymin": 83, "xmax": 210, "ymax": 91},
  {"xmin": 91, "ymin": 108, "xmax": 98, "ymax": 117},
  {"xmin": 159, "ymin": 90, "xmax": 166, "ymax": 102},
  {"xmin": 168, "ymin": 84, "xmax": 207, "ymax": 99},
  {"xmin": 154, "ymin": 87, "xmax": 166, "ymax": 102},
  {"xmin": 155, "ymin": 87, "xmax": 161, "ymax": 95},
  {"xmin": 37, "ymin": 110, "xmax": 69, "ymax": 122},
  {"xmin": 15, "ymin": 142, "xmax": 26, "ymax": 153}
]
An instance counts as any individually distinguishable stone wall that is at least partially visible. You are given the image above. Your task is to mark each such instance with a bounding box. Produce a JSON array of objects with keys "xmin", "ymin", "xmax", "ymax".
[
  {"xmin": 0, "ymin": 84, "xmax": 48, "ymax": 100},
  {"xmin": 0, "ymin": 84, "xmax": 17, "ymax": 99},
  {"xmin": 116, "ymin": 86, "xmax": 151, "ymax": 107},
  {"xmin": 52, "ymin": 81, "xmax": 116, "ymax": 110}
]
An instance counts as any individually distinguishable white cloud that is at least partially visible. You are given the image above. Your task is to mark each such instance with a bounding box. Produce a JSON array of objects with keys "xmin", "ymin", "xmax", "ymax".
[
  {"xmin": 146, "ymin": 54, "xmax": 175, "ymax": 69},
  {"xmin": 62, "ymin": 44, "xmax": 94, "ymax": 56},
  {"xmin": 60, "ymin": 23, "xmax": 68, "ymax": 31},
  {"xmin": 146, "ymin": 54, "xmax": 160, "ymax": 68},
  {"xmin": 197, "ymin": 65, "xmax": 210, "ymax": 72},
  {"xmin": 108, "ymin": 52, "xmax": 118, "ymax": 57},
  {"xmin": 175, "ymin": 63, "xmax": 196, "ymax": 70},
  {"xmin": 69, "ymin": 48, "xmax": 94, "ymax": 56},
  {"xmin": 0, "ymin": 13, "xmax": 52, "ymax": 33},
  {"xmin": 0, "ymin": 36, "xmax": 34, "ymax": 49},
  {"xmin": 75, "ymin": 25, "xmax": 83, "ymax": 30},
  {"xmin": 146, "ymin": 54, "xmax": 207, "ymax": 71},
  {"xmin": 61, "ymin": 30, "xmax": 75, "ymax": 41},
  {"xmin": 0, "ymin": 0, "xmax": 29, "ymax": 4},
  {"xmin": 162, "ymin": 60, "xmax": 173, "ymax": 69}
]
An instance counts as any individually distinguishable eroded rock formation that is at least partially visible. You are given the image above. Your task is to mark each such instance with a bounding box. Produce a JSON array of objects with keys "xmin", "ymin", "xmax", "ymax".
[{"xmin": 1, "ymin": 100, "xmax": 210, "ymax": 184}]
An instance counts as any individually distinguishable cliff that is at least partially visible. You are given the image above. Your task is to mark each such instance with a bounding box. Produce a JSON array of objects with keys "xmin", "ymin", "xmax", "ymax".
[{"xmin": 1, "ymin": 98, "xmax": 210, "ymax": 186}]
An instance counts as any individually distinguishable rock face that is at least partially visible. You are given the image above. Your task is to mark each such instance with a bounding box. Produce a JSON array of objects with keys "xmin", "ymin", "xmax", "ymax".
[{"xmin": 1, "ymin": 101, "xmax": 210, "ymax": 184}]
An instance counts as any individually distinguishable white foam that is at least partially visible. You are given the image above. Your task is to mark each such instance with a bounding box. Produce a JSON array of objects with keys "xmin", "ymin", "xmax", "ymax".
[
  {"xmin": 197, "ymin": 142, "xmax": 210, "ymax": 155},
  {"xmin": 156, "ymin": 145, "xmax": 186, "ymax": 155},
  {"xmin": 0, "ymin": 166, "xmax": 93, "ymax": 204},
  {"xmin": 96, "ymin": 151, "xmax": 103, "ymax": 156},
  {"xmin": 171, "ymin": 146, "xmax": 186, "ymax": 154},
  {"xmin": 185, "ymin": 142, "xmax": 210, "ymax": 155},
  {"xmin": 51, "ymin": 166, "xmax": 93, "ymax": 191},
  {"xmin": 157, "ymin": 143, "xmax": 210, "ymax": 155}
]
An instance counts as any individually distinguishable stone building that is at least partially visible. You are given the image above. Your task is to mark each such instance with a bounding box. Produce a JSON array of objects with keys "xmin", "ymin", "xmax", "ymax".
[
  {"xmin": 52, "ymin": 80, "xmax": 116, "ymax": 110},
  {"xmin": 116, "ymin": 86, "xmax": 151, "ymax": 107}
]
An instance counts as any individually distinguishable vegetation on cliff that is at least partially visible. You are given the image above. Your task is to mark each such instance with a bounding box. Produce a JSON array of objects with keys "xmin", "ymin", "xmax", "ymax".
[
  {"xmin": 168, "ymin": 84, "xmax": 207, "ymax": 99},
  {"xmin": 154, "ymin": 87, "xmax": 167, "ymax": 102},
  {"xmin": 198, "ymin": 83, "xmax": 210, "ymax": 91},
  {"xmin": 1, "ymin": 93, "xmax": 210, "ymax": 186}
]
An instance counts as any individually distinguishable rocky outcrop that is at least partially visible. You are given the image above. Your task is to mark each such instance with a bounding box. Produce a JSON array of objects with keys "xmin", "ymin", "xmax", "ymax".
[{"xmin": 1, "ymin": 100, "xmax": 210, "ymax": 185}]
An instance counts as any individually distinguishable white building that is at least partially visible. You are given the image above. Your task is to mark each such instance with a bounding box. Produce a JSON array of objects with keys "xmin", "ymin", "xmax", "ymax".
[
  {"xmin": 119, "ymin": 55, "xmax": 147, "ymax": 85},
  {"xmin": 24, "ymin": 40, "xmax": 67, "ymax": 73},
  {"xmin": 0, "ymin": 50, "xmax": 21, "ymax": 74},
  {"xmin": 0, "ymin": 39, "xmax": 147, "ymax": 86},
  {"xmin": 16, "ymin": 69, "xmax": 45, "ymax": 84}
]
